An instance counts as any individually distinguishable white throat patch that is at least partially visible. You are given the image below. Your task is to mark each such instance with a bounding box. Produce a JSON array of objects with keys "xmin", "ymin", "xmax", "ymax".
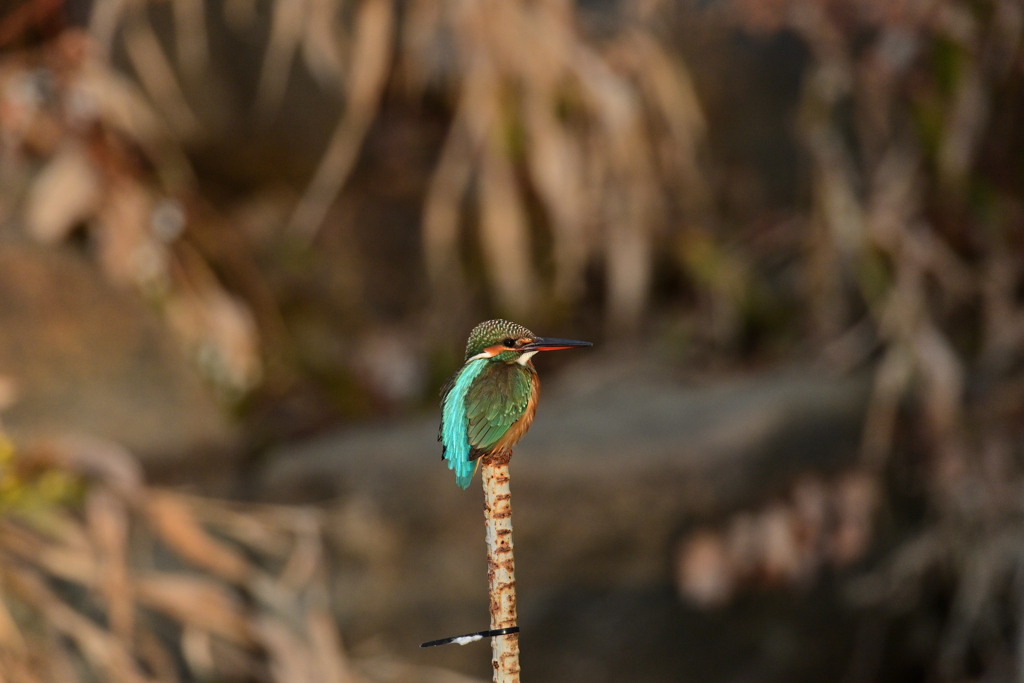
[{"xmin": 516, "ymin": 351, "xmax": 538, "ymax": 365}]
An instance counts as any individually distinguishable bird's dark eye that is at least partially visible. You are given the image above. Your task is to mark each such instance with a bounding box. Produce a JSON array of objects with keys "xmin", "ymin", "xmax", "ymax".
[{"xmin": 503, "ymin": 338, "xmax": 515, "ymax": 348}]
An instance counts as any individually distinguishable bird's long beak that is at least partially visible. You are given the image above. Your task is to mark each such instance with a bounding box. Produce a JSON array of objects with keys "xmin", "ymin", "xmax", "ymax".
[{"xmin": 522, "ymin": 337, "xmax": 593, "ymax": 352}]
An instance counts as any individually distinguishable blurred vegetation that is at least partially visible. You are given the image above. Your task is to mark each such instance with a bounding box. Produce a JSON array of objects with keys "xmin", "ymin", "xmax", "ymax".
[
  {"xmin": 0, "ymin": 0, "xmax": 1022, "ymax": 680},
  {"xmin": 0, "ymin": 430, "xmax": 368, "ymax": 683}
]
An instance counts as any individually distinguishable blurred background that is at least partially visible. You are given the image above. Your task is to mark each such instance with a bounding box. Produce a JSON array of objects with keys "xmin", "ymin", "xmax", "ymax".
[{"xmin": 0, "ymin": 0, "xmax": 1022, "ymax": 681}]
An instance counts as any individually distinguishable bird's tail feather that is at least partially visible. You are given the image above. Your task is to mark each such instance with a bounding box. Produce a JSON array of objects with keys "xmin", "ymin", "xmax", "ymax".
[{"xmin": 455, "ymin": 459, "xmax": 478, "ymax": 489}]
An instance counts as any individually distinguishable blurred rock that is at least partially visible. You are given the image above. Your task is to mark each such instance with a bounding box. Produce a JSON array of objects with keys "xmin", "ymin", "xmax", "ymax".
[
  {"xmin": 257, "ymin": 357, "xmax": 870, "ymax": 665},
  {"xmin": 0, "ymin": 243, "xmax": 238, "ymax": 471}
]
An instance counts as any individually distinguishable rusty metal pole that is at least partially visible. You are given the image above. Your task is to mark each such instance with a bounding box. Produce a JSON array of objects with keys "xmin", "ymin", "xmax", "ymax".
[{"xmin": 481, "ymin": 453, "xmax": 520, "ymax": 683}]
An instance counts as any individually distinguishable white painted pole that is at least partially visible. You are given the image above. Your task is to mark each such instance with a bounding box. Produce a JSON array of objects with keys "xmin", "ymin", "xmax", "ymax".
[{"xmin": 481, "ymin": 453, "xmax": 520, "ymax": 682}]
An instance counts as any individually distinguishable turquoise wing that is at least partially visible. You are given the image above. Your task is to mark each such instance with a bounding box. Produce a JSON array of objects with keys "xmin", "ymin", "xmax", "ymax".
[
  {"xmin": 439, "ymin": 361, "xmax": 532, "ymax": 489},
  {"xmin": 439, "ymin": 359, "xmax": 488, "ymax": 489}
]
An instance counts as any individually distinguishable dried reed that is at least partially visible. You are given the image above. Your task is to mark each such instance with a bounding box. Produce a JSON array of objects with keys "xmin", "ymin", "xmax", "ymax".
[{"xmin": 0, "ymin": 432, "xmax": 363, "ymax": 683}]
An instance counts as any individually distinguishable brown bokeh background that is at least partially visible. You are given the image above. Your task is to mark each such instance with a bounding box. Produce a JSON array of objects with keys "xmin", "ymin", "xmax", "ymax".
[{"xmin": 0, "ymin": 0, "xmax": 1022, "ymax": 681}]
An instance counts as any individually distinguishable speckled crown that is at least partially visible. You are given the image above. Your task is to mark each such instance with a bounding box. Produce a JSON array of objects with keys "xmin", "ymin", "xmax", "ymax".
[{"xmin": 465, "ymin": 320, "xmax": 535, "ymax": 359}]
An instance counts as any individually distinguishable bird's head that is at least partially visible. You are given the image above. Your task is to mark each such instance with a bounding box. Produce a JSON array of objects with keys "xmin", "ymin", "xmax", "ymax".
[{"xmin": 464, "ymin": 319, "xmax": 592, "ymax": 365}]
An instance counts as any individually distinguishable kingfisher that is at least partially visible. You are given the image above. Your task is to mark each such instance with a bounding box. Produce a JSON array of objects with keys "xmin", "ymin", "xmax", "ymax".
[{"xmin": 439, "ymin": 319, "xmax": 592, "ymax": 489}]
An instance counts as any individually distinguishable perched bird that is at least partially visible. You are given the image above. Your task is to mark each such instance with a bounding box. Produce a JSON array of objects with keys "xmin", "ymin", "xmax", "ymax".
[{"xmin": 439, "ymin": 320, "xmax": 592, "ymax": 489}]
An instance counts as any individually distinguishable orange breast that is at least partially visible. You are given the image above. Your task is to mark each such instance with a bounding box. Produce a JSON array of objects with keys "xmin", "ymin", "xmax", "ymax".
[{"xmin": 491, "ymin": 370, "xmax": 540, "ymax": 455}]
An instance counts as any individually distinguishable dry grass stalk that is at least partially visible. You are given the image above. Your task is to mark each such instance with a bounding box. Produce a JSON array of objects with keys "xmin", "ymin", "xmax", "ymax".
[
  {"xmin": 0, "ymin": 432, "xmax": 369, "ymax": 683},
  {"xmin": 120, "ymin": 9, "xmax": 202, "ymax": 142},
  {"xmin": 0, "ymin": 31, "xmax": 261, "ymax": 394},
  {"xmin": 287, "ymin": 0, "xmax": 394, "ymax": 240},
  {"xmin": 408, "ymin": 0, "xmax": 705, "ymax": 330},
  {"xmin": 728, "ymin": 0, "xmax": 1024, "ymax": 677},
  {"xmin": 6, "ymin": 0, "xmax": 711, "ymax": 395},
  {"xmin": 668, "ymin": 4, "xmax": 1024, "ymax": 676}
]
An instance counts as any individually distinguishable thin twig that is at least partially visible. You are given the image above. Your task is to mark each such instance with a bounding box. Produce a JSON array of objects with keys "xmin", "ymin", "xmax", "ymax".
[{"xmin": 287, "ymin": 0, "xmax": 393, "ymax": 242}]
